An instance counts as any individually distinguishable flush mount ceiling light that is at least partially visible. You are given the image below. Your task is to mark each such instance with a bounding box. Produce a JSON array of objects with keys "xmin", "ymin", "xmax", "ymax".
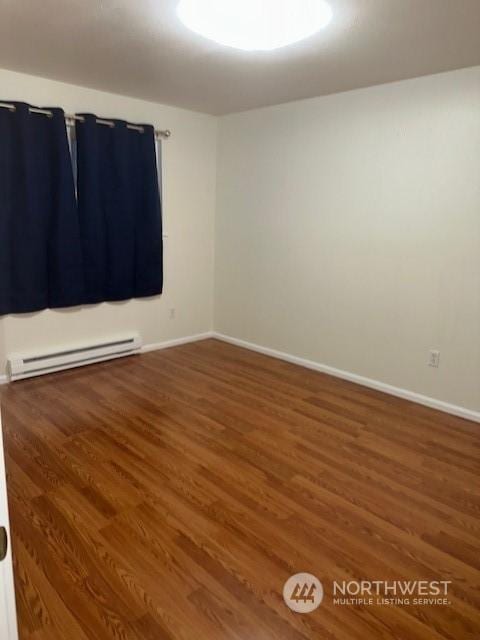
[{"xmin": 176, "ymin": 0, "xmax": 333, "ymax": 51}]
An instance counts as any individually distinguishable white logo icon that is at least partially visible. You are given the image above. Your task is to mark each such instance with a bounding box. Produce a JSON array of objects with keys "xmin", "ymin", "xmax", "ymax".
[{"xmin": 283, "ymin": 572, "xmax": 324, "ymax": 613}]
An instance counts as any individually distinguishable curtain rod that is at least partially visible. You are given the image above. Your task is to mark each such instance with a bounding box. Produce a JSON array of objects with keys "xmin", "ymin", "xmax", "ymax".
[{"xmin": 0, "ymin": 101, "xmax": 171, "ymax": 139}]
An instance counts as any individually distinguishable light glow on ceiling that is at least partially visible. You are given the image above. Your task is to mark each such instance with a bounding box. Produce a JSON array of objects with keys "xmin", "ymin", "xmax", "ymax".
[{"xmin": 176, "ymin": 0, "xmax": 333, "ymax": 51}]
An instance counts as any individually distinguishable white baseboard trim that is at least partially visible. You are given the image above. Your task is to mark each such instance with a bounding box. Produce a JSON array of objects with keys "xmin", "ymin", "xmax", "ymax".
[
  {"xmin": 0, "ymin": 333, "xmax": 213, "ymax": 384},
  {"xmin": 141, "ymin": 331, "xmax": 214, "ymax": 354},
  {"xmin": 212, "ymin": 332, "xmax": 480, "ymax": 424}
]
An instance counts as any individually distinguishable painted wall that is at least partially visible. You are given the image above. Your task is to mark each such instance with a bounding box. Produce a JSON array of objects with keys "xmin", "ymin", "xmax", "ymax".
[
  {"xmin": 215, "ymin": 67, "xmax": 480, "ymax": 412},
  {"xmin": 0, "ymin": 68, "xmax": 217, "ymax": 371}
]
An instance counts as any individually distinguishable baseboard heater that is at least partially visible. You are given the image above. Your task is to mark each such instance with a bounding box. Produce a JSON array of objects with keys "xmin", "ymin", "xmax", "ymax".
[{"xmin": 7, "ymin": 334, "xmax": 142, "ymax": 381}]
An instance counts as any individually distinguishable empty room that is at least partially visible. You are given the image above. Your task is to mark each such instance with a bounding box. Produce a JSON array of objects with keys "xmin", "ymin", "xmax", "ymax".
[{"xmin": 0, "ymin": 1, "xmax": 479, "ymax": 639}]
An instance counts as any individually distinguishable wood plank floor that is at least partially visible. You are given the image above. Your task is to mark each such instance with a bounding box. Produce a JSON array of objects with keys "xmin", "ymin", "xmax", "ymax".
[{"xmin": 1, "ymin": 338, "xmax": 479, "ymax": 640}]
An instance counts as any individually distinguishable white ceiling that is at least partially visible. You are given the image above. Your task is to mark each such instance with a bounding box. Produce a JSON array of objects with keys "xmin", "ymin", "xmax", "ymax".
[{"xmin": 0, "ymin": 0, "xmax": 479, "ymax": 115}]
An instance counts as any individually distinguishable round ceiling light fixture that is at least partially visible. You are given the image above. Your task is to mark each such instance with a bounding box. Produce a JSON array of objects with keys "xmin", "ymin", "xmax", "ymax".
[{"xmin": 176, "ymin": 0, "xmax": 333, "ymax": 51}]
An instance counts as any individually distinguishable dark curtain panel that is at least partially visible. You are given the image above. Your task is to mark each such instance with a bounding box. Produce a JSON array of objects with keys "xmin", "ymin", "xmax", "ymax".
[
  {"xmin": 0, "ymin": 102, "xmax": 83, "ymax": 315},
  {"xmin": 75, "ymin": 114, "xmax": 163, "ymax": 303}
]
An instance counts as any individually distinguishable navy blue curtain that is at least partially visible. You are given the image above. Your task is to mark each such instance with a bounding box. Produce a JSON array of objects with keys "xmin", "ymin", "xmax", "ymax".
[
  {"xmin": 75, "ymin": 114, "xmax": 163, "ymax": 303},
  {"xmin": 0, "ymin": 102, "xmax": 84, "ymax": 314}
]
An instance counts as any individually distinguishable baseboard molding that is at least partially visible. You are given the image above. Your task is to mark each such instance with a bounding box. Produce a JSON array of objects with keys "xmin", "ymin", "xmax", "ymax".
[
  {"xmin": 213, "ymin": 332, "xmax": 480, "ymax": 424},
  {"xmin": 141, "ymin": 331, "xmax": 214, "ymax": 354},
  {"xmin": 0, "ymin": 333, "xmax": 214, "ymax": 383},
  {"xmin": 3, "ymin": 330, "xmax": 477, "ymax": 423}
]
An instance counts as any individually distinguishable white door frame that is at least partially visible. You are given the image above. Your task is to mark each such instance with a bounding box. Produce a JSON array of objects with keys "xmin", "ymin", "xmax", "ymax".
[{"xmin": 0, "ymin": 410, "xmax": 19, "ymax": 640}]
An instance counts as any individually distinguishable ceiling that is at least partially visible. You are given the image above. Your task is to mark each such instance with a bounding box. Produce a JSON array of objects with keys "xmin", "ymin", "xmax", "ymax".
[{"xmin": 0, "ymin": 0, "xmax": 479, "ymax": 115}]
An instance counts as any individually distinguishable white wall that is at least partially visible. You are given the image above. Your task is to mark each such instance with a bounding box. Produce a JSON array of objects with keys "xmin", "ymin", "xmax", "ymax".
[
  {"xmin": 0, "ymin": 68, "xmax": 217, "ymax": 371},
  {"xmin": 215, "ymin": 67, "xmax": 480, "ymax": 413}
]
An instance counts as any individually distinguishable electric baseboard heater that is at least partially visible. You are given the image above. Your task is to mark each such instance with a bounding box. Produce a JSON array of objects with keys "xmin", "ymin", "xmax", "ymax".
[{"xmin": 7, "ymin": 334, "xmax": 142, "ymax": 381}]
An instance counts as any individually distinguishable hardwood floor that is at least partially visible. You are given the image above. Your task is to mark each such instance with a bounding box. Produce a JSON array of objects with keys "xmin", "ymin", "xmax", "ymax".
[{"xmin": 1, "ymin": 338, "xmax": 479, "ymax": 640}]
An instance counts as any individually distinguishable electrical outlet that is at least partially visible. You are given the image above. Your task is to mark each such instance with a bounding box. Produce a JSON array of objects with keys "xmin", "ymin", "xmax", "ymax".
[
  {"xmin": 428, "ymin": 350, "xmax": 440, "ymax": 368},
  {"xmin": 169, "ymin": 308, "xmax": 175, "ymax": 320}
]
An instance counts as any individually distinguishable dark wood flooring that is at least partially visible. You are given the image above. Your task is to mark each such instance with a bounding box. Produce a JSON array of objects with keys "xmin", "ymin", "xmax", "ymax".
[{"xmin": 1, "ymin": 338, "xmax": 479, "ymax": 639}]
